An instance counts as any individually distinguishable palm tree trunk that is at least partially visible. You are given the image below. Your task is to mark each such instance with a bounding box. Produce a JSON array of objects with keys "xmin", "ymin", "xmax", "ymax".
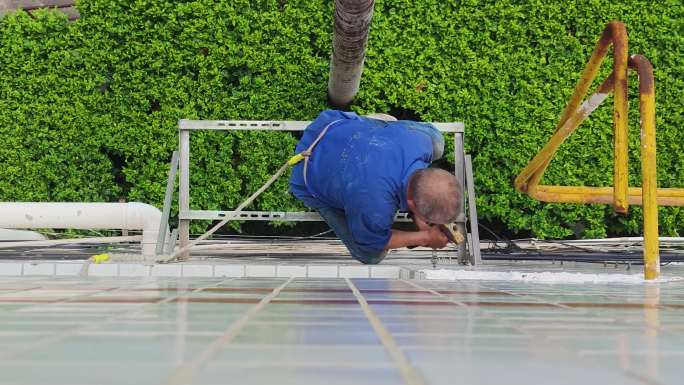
[{"xmin": 327, "ymin": 0, "xmax": 375, "ymax": 108}]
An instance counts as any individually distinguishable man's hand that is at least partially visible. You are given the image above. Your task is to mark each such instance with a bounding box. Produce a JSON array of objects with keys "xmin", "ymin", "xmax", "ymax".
[
  {"xmin": 422, "ymin": 226, "xmax": 448, "ymax": 249},
  {"xmin": 386, "ymin": 227, "xmax": 449, "ymax": 250}
]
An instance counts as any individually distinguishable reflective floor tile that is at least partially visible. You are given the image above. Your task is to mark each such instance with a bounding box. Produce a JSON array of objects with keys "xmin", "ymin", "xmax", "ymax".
[
  {"xmin": 0, "ymin": 271, "xmax": 681, "ymax": 385},
  {"xmin": 233, "ymin": 325, "xmax": 381, "ymax": 345},
  {"xmin": 214, "ymin": 344, "xmax": 391, "ymax": 364},
  {"xmin": 0, "ymin": 363, "xmax": 173, "ymax": 385},
  {"xmin": 195, "ymin": 365, "xmax": 403, "ymax": 385},
  {"xmin": 11, "ymin": 335, "xmax": 218, "ymax": 363}
]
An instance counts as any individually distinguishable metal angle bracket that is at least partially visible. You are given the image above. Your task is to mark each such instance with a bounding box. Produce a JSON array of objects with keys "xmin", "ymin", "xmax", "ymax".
[
  {"xmin": 180, "ymin": 210, "xmax": 416, "ymax": 222},
  {"xmin": 465, "ymin": 154, "xmax": 482, "ymax": 265},
  {"xmin": 156, "ymin": 150, "xmax": 179, "ymax": 255}
]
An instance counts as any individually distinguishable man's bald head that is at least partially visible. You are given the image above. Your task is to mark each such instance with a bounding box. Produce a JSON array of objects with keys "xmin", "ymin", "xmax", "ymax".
[{"xmin": 407, "ymin": 168, "xmax": 461, "ymax": 224}]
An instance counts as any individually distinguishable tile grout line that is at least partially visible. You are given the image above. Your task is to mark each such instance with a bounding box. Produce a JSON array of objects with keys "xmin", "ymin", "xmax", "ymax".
[
  {"xmin": 466, "ymin": 283, "xmax": 586, "ymax": 339},
  {"xmin": 402, "ymin": 280, "xmax": 596, "ymax": 350},
  {"xmin": 0, "ymin": 285, "xmax": 61, "ymax": 313},
  {"xmin": 402, "ymin": 279, "xmax": 483, "ymax": 363},
  {"xmin": 402, "ymin": 280, "xmax": 469, "ymax": 307},
  {"xmin": 162, "ymin": 277, "xmax": 295, "ymax": 385},
  {"xmin": 477, "ymin": 283, "xmax": 583, "ymax": 312},
  {"xmin": 7, "ymin": 282, "xmax": 134, "ymax": 314},
  {"xmin": 0, "ymin": 278, "xmax": 236, "ymax": 360},
  {"xmin": 344, "ymin": 278, "xmax": 428, "ymax": 385},
  {"xmin": 623, "ymin": 369, "xmax": 666, "ymax": 385},
  {"xmin": 472, "ymin": 283, "xmax": 666, "ymax": 385}
]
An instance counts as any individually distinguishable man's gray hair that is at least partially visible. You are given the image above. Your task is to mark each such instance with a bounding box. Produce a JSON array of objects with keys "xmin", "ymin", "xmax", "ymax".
[{"xmin": 408, "ymin": 168, "xmax": 461, "ymax": 224}]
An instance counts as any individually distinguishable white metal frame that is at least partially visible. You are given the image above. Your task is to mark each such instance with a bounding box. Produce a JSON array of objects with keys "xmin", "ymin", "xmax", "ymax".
[{"xmin": 176, "ymin": 119, "xmax": 478, "ymax": 263}]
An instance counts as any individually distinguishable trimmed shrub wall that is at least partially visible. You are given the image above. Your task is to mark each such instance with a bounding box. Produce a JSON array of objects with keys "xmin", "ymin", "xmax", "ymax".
[{"xmin": 0, "ymin": 0, "xmax": 682, "ymax": 238}]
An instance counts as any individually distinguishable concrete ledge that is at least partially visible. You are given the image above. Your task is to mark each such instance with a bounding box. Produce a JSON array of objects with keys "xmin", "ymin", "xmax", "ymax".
[{"xmin": 0, "ymin": 261, "xmax": 413, "ymax": 279}]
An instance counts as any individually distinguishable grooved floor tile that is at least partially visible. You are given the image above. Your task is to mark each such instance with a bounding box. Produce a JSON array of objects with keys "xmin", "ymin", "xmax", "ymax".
[{"xmin": 0, "ymin": 271, "xmax": 680, "ymax": 385}]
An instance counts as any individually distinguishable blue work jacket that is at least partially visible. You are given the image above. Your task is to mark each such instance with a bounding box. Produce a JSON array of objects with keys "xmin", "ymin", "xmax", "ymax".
[{"xmin": 289, "ymin": 110, "xmax": 436, "ymax": 252}]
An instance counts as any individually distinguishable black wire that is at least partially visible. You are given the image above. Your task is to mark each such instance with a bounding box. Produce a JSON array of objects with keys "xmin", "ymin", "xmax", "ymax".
[
  {"xmin": 475, "ymin": 222, "xmax": 515, "ymax": 251},
  {"xmin": 511, "ymin": 239, "xmax": 607, "ymax": 253},
  {"xmin": 477, "ymin": 222, "xmax": 506, "ymax": 242},
  {"xmin": 278, "ymin": 229, "xmax": 334, "ymax": 241},
  {"xmin": 473, "ymin": 223, "xmax": 639, "ymax": 255}
]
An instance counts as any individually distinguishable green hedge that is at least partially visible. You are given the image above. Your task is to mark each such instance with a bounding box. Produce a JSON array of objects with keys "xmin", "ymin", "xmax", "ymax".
[{"xmin": 1, "ymin": 0, "xmax": 683, "ymax": 238}]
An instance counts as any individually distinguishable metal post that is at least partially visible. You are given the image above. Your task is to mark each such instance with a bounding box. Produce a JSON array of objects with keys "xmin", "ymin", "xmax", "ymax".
[
  {"xmin": 465, "ymin": 155, "xmax": 482, "ymax": 265},
  {"xmin": 611, "ymin": 24, "xmax": 630, "ymax": 214},
  {"xmin": 165, "ymin": 228, "xmax": 179, "ymax": 254},
  {"xmin": 454, "ymin": 132, "xmax": 467, "ymax": 264},
  {"xmin": 179, "ymin": 129, "xmax": 190, "ymax": 259},
  {"xmin": 630, "ymin": 54, "xmax": 659, "ymax": 280},
  {"xmin": 156, "ymin": 151, "xmax": 179, "ymax": 255}
]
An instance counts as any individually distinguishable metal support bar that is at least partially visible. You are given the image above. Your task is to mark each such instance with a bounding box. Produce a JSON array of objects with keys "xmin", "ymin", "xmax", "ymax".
[
  {"xmin": 156, "ymin": 151, "xmax": 179, "ymax": 255},
  {"xmin": 179, "ymin": 119, "xmax": 464, "ymax": 133},
  {"xmin": 630, "ymin": 54, "xmax": 659, "ymax": 280},
  {"xmin": 454, "ymin": 130, "xmax": 467, "ymax": 264},
  {"xmin": 165, "ymin": 228, "xmax": 178, "ymax": 254},
  {"xmin": 180, "ymin": 210, "xmax": 415, "ymax": 222},
  {"xmin": 526, "ymin": 186, "xmax": 684, "ymax": 206},
  {"xmin": 178, "ymin": 130, "xmax": 190, "ymax": 259},
  {"xmin": 465, "ymin": 154, "xmax": 482, "ymax": 265}
]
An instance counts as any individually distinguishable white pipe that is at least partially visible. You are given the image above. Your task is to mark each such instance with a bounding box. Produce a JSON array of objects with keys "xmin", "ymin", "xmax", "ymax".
[
  {"xmin": 0, "ymin": 202, "xmax": 164, "ymax": 256},
  {"xmin": 0, "ymin": 229, "xmax": 48, "ymax": 241},
  {"xmin": 0, "ymin": 235, "xmax": 143, "ymax": 249}
]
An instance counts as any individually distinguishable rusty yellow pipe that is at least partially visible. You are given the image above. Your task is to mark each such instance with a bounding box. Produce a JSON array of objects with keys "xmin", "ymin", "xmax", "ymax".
[
  {"xmin": 516, "ymin": 112, "xmax": 589, "ymax": 194},
  {"xmin": 516, "ymin": 22, "xmax": 629, "ymax": 213},
  {"xmin": 555, "ymin": 23, "xmax": 620, "ymax": 131},
  {"xmin": 530, "ymin": 186, "xmax": 684, "ymax": 206},
  {"xmin": 534, "ymin": 185, "xmax": 684, "ymax": 198},
  {"xmin": 525, "ymin": 102, "xmax": 603, "ymax": 196},
  {"xmin": 610, "ymin": 22, "xmax": 629, "ymax": 214},
  {"xmin": 514, "ymin": 22, "xmax": 664, "ymax": 280},
  {"xmin": 629, "ymin": 54, "xmax": 659, "ymax": 280},
  {"xmin": 527, "ymin": 75, "xmax": 617, "ymax": 195},
  {"xmin": 515, "ymin": 22, "xmax": 625, "ymax": 193},
  {"xmin": 515, "ymin": 74, "xmax": 615, "ymax": 194}
]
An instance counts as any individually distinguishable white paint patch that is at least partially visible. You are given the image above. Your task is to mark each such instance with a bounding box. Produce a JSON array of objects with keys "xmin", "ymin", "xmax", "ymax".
[
  {"xmin": 422, "ymin": 269, "xmax": 683, "ymax": 284},
  {"xmin": 578, "ymin": 92, "xmax": 609, "ymax": 115}
]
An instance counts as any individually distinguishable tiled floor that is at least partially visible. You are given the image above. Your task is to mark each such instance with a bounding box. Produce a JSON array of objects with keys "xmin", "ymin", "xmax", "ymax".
[{"xmin": 0, "ymin": 276, "xmax": 682, "ymax": 385}]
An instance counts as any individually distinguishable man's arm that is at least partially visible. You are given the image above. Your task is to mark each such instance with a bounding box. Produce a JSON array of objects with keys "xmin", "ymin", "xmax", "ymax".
[{"xmin": 385, "ymin": 227, "xmax": 448, "ymax": 250}]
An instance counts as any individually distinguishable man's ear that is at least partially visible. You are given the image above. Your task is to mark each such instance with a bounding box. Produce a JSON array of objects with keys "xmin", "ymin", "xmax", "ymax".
[{"xmin": 407, "ymin": 199, "xmax": 417, "ymax": 213}]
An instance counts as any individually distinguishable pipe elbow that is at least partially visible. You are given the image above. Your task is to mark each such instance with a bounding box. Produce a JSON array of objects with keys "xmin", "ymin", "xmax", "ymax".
[
  {"xmin": 125, "ymin": 202, "xmax": 165, "ymax": 257},
  {"xmin": 125, "ymin": 202, "xmax": 162, "ymax": 232}
]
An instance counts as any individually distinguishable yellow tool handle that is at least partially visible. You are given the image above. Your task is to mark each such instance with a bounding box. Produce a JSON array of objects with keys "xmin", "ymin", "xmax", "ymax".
[
  {"xmin": 287, "ymin": 153, "xmax": 306, "ymax": 166},
  {"xmin": 439, "ymin": 224, "xmax": 464, "ymax": 245}
]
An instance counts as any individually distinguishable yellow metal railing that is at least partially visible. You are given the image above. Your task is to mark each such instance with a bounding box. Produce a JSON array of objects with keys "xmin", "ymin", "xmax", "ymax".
[{"xmin": 515, "ymin": 21, "xmax": 684, "ymax": 280}]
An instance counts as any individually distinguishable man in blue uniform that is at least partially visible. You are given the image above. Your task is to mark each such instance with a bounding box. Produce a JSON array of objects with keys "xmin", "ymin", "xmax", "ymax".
[{"xmin": 289, "ymin": 110, "xmax": 460, "ymax": 264}]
